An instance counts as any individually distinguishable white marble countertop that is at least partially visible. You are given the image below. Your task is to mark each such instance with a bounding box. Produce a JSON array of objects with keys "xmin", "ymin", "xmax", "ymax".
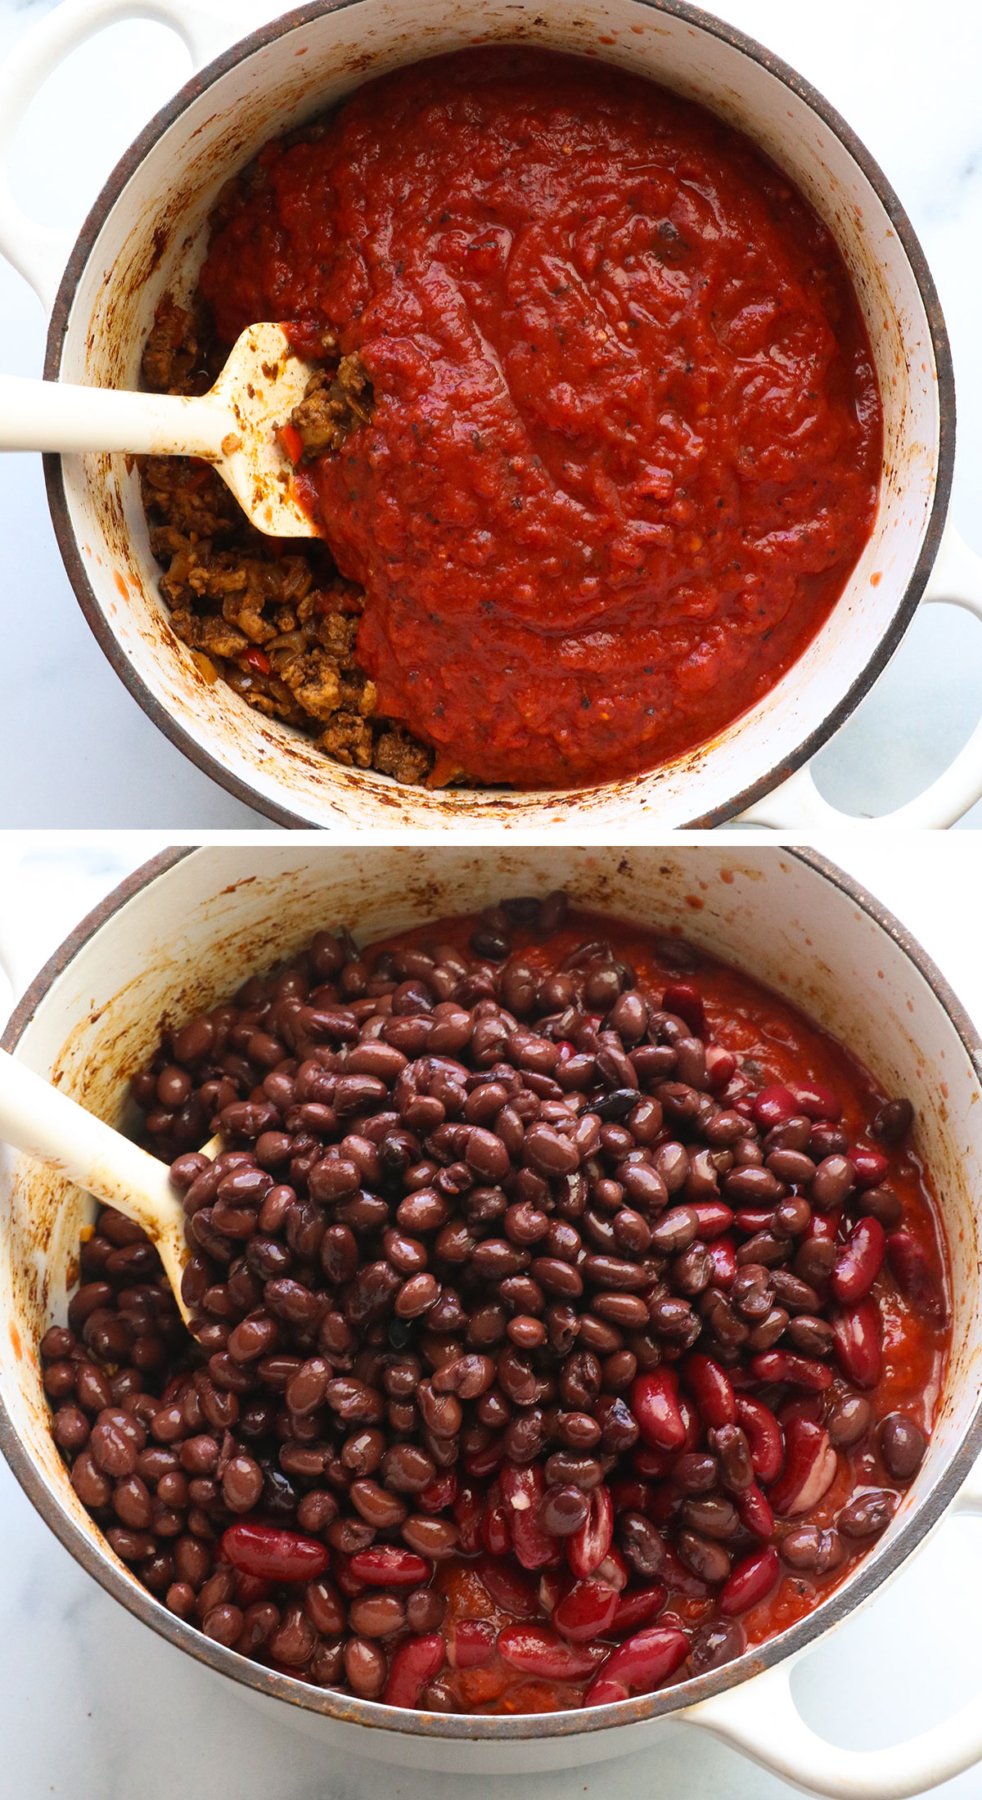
[
  {"xmin": 0, "ymin": 0, "xmax": 981, "ymax": 827},
  {"xmin": 1, "ymin": 833, "xmax": 982, "ymax": 1798}
]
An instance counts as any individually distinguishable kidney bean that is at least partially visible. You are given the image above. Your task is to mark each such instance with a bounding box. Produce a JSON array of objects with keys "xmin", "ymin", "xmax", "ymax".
[
  {"xmin": 832, "ymin": 1217, "xmax": 886, "ymax": 1306},
  {"xmin": 792, "ymin": 1083, "xmax": 840, "ymax": 1123},
  {"xmin": 553, "ymin": 1578, "xmax": 620, "ymax": 1642},
  {"xmin": 606, "ymin": 1583, "xmax": 666, "ymax": 1635},
  {"xmin": 886, "ymin": 1231, "xmax": 946, "ymax": 1321},
  {"xmin": 719, "ymin": 1546, "xmax": 779, "ymax": 1616},
  {"xmin": 750, "ymin": 1350, "xmax": 832, "ymax": 1392},
  {"xmin": 687, "ymin": 1200, "xmax": 735, "ymax": 1240},
  {"xmin": 768, "ymin": 1419, "xmax": 837, "ymax": 1517},
  {"xmin": 830, "ymin": 1301, "xmax": 882, "ymax": 1388},
  {"xmin": 221, "ymin": 1523, "xmax": 328, "ymax": 1583},
  {"xmin": 630, "ymin": 1370, "xmax": 686, "ymax": 1452},
  {"xmin": 707, "ymin": 1239, "xmax": 739, "ymax": 1291},
  {"xmin": 470, "ymin": 1555, "xmax": 537, "ymax": 1619},
  {"xmin": 683, "ymin": 1353, "xmax": 737, "ymax": 1428},
  {"xmin": 349, "ymin": 1545, "xmax": 431, "ymax": 1587},
  {"xmin": 498, "ymin": 1624, "xmax": 606, "ymax": 1682},
  {"xmin": 588, "ymin": 1625, "xmax": 690, "ymax": 1701},
  {"xmin": 751, "ymin": 1086, "xmax": 799, "ymax": 1131},
  {"xmin": 732, "ymin": 1396, "xmax": 784, "ymax": 1484},
  {"xmin": 568, "ymin": 1483, "xmax": 613, "ymax": 1579},
  {"xmin": 439, "ymin": 1617, "xmax": 495, "ymax": 1674},
  {"xmin": 849, "ymin": 1148, "xmax": 889, "ymax": 1190},
  {"xmin": 734, "ymin": 1482, "xmax": 773, "ymax": 1542}
]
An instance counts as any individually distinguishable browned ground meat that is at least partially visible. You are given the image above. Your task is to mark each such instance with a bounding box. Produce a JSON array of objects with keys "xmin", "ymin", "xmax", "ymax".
[
  {"xmin": 289, "ymin": 356, "xmax": 374, "ymax": 460},
  {"xmin": 138, "ymin": 297, "xmax": 432, "ymax": 785}
]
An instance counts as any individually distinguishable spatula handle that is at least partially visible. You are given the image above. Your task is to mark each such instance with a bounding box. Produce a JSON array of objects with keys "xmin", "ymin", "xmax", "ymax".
[
  {"xmin": 0, "ymin": 372, "xmax": 232, "ymax": 458},
  {"xmin": 0, "ymin": 1048, "xmax": 191, "ymax": 1318}
]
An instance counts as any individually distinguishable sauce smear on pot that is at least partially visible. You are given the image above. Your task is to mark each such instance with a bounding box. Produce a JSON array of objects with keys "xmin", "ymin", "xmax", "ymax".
[{"xmin": 201, "ymin": 49, "xmax": 882, "ymax": 788}]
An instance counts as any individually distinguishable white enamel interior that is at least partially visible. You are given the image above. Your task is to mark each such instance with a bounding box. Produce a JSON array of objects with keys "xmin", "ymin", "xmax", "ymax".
[
  {"xmin": 50, "ymin": 0, "xmax": 942, "ymax": 827},
  {"xmin": 0, "ymin": 846, "xmax": 980, "ymax": 1773}
]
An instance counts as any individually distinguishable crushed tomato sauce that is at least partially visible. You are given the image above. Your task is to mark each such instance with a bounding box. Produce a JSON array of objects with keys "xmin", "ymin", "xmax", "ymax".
[{"xmin": 200, "ymin": 49, "xmax": 882, "ymax": 790}]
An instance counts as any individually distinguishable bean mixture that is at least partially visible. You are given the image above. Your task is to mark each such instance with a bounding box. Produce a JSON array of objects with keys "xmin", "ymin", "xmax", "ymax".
[{"xmin": 41, "ymin": 897, "xmax": 949, "ymax": 1712}]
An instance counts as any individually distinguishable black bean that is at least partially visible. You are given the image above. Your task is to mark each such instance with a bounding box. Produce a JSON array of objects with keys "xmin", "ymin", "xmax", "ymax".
[
  {"xmin": 838, "ymin": 1491, "xmax": 896, "ymax": 1539},
  {"xmin": 879, "ymin": 1413, "xmax": 927, "ymax": 1481},
  {"xmin": 871, "ymin": 1100, "xmax": 914, "ymax": 1146}
]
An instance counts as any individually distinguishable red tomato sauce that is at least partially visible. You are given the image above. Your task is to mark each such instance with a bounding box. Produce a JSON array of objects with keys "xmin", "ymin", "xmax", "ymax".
[
  {"xmin": 199, "ymin": 49, "xmax": 882, "ymax": 790},
  {"xmin": 369, "ymin": 907, "xmax": 948, "ymax": 1712}
]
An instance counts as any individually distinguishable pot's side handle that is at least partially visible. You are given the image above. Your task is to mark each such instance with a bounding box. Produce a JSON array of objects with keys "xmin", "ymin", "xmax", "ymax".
[
  {"xmin": 681, "ymin": 1466, "xmax": 982, "ymax": 1799},
  {"xmin": 0, "ymin": 907, "xmax": 39, "ymax": 1020},
  {"xmin": 0, "ymin": 943, "xmax": 17, "ymax": 1014},
  {"xmin": 0, "ymin": 0, "xmax": 241, "ymax": 309},
  {"xmin": 736, "ymin": 525, "xmax": 982, "ymax": 831}
]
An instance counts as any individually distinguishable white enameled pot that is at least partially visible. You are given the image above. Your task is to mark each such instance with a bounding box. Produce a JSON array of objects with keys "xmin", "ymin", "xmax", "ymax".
[
  {"xmin": 1, "ymin": 845, "xmax": 982, "ymax": 1794},
  {"xmin": 1, "ymin": 0, "xmax": 982, "ymax": 829}
]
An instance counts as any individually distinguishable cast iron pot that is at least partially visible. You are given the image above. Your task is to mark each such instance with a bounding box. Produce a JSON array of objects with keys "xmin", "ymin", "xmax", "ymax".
[
  {"xmin": 1, "ymin": 0, "xmax": 982, "ymax": 828},
  {"xmin": 1, "ymin": 844, "xmax": 982, "ymax": 1793}
]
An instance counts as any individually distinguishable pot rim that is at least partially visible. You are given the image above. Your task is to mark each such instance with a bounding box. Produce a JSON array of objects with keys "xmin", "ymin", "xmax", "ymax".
[
  {"xmin": 1, "ymin": 844, "xmax": 981, "ymax": 1739},
  {"xmin": 41, "ymin": 0, "xmax": 955, "ymax": 831}
]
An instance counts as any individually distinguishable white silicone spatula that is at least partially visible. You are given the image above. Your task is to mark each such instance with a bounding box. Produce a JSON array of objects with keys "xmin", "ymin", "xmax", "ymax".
[
  {"xmin": 0, "ymin": 322, "xmax": 317, "ymax": 537},
  {"xmin": 0, "ymin": 1047, "xmax": 199, "ymax": 1326}
]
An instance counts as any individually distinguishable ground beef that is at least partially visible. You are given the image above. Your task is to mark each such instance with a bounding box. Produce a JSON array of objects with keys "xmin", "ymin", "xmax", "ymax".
[
  {"xmin": 138, "ymin": 298, "xmax": 432, "ymax": 785},
  {"xmin": 289, "ymin": 356, "xmax": 374, "ymax": 460}
]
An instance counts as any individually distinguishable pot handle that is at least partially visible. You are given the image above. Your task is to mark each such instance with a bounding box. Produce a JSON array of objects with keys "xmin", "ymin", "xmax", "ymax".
[
  {"xmin": 0, "ymin": 0, "xmax": 240, "ymax": 310},
  {"xmin": 737, "ymin": 525, "xmax": 982, "ymax": 830},
  {"xmin": 0, "ymin": 931, "xmax": 27, "ymax": 1022},
  {"xmin": 682, "ymin": 1460, "xmax": 982, "ymax": 1798}
]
